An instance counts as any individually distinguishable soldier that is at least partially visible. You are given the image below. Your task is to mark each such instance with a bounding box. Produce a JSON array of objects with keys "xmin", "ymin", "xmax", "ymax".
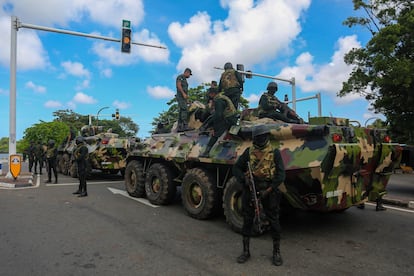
[
  {"xmin": 176, "ymin": 68, "xmax": 193, "ymax": 132},
  {"xmin": 45, "ymin": 139, "xmax": 58, "ymax": 184},
  {"xmin": 218, "ymin": 62, "xmax": 243, "ymax": 110},
  {"xmin": 232, "ymin": 125, "xmax": 285, "ymax": 266},
  {"xmin": 34, "ymin": 141, "xmax": 44, "ymax": 174},
  {"xmin": 258, "ymin": 82, "xmax": 302, "ymax": 124},
  {"xmin": 27, "ymin": 140, "xmax": 36, "ymax": 173},
  {"xmin": 200, "ymin": 91, "xmax": 238, "ymax": 157},
  {"xmin": 72, "ymin": 136, "xmax": 89, "ymax": 197}
]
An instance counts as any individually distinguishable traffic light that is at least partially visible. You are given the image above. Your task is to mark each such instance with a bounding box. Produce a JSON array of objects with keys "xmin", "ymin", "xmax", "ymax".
[
  {"xmin": 121, "ymin": 28, "xmax": 131, "ymax": 53},
  {"xmin": 115, "ymin": 110, "xmax": 120, "ymax": 120}
]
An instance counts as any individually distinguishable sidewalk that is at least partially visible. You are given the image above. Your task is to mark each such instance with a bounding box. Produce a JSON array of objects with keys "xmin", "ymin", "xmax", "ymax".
[
  {"xmin": 0, "ymin": 160, "xmax": 35, "ymax": 188},
  {"xmin": 383, "ymin": 173, "xmax": 414, "ymax": 209}
]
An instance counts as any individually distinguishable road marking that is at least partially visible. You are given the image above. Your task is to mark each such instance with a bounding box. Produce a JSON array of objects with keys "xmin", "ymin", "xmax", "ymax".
[
  {"xmin": 107, "ymin": 187, "xmax": 160, "ymax": 208},
  {"xmin": 45, "ymin": 181, "xmax": 118, "ymax": 186},
  {"xmin": 365, "ymin": 202, "xmax": 414, "ymax": 214}
]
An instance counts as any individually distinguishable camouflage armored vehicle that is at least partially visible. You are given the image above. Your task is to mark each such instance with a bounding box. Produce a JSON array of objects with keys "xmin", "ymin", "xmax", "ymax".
[
  {"xmin": 57, "ymin": 125, "xmax": 130, "ymax": 177},
  {"xmin": 124, "ymin": 104, "xmax": 402, "ymax": 233}
]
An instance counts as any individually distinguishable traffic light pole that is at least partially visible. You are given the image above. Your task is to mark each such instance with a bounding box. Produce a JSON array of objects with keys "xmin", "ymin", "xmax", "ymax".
[{"xmin": 7, "ymin": 16, "xmax": 166, "ymax": 177}]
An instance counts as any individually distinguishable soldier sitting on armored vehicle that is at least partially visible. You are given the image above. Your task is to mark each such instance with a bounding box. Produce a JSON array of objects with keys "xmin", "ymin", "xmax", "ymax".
[
  {"xmin": 200, "ymin": 91, "xmax": 238, "ymax": 157},
  {"xmin": 258, "ymin": 82, "xmax": 303, "ymax": 124}
]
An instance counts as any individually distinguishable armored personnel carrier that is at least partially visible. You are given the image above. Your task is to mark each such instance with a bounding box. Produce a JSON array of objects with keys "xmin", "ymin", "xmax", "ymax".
[
  {"xmin": 57, "ymin": 125, "xmax": 129, "ymax": 177},
  {"xmin": 124, "ymin": 104, "xmax": 402, "ymax": 233}
]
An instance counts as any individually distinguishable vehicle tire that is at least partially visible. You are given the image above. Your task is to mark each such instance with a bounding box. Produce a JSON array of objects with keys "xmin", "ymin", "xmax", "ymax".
[
  {"xmin": 124, "ymin": 160, "xmax": 145, "ymax": 197},
  {"xmin": 70, "ymin": 162, "xmax": 78, "ymax": 178},
  {"xmin": 182, "ymin": 168, "xmax": 221, "ymax": 220},
  {"xmin": 145, "ymin": 163, "xmax": 175, "ymax": 205},
  {"xmin": 222, "ymin": 176, "xmax": 243, "ymax": 233}
]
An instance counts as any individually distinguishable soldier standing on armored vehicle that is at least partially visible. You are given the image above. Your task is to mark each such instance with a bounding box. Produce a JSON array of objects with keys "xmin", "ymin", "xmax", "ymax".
[
  {"xmin": 200, "ymin": 90, "xmax": 238, "ymax": 157},
  {"xmin": 72, "ymin": 136, "xmax": 89, "ymax": 197},
  {"xmin": 258, "ymin": 81, "xmax": 302, "ymax": 124},
  {"xmin": 176, "ymin": 68, "xmax": 193, "ymax": 132},
  {"xmin": 45, "ymin": 139, "xmax": 58, "ymax": 183},
  {"xmin": 218, "ymin": 62, "xmax": 243, "ymax": 110},
  {"xmin": 232, "ymin": 125, "xmax": 285, "ymax": 266}
]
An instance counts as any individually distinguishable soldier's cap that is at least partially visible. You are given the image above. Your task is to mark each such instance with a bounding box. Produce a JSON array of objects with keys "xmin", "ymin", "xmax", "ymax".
[{"xmin": 185, "ymin": 68, "xmax": 192, "ymax": 75}]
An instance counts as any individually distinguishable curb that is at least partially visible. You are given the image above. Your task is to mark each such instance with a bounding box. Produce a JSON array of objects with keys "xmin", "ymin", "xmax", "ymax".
[
  {"xmin": 382, "ymin": 197, "xmax": 413, "ymax": 209},
  {"xmin": 0, "ymin": 174, "xmax": 34, "ymax": 188}
]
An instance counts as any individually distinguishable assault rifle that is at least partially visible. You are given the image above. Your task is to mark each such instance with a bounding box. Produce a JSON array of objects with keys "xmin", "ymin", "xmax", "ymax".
[
  {"xmin": 274, "ymin": 97, "xmax": 304, "ymax": 124},
  {"xmin": 247, "ymin": 161, "xmax": 264, "ymax": 234}
]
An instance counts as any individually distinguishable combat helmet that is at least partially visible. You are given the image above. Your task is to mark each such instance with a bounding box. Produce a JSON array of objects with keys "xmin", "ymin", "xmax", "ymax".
[
  {"xmin": 75, "ymin": 136, "xmax": 85, "ymax": 145},
  {"xmin": 267, "ymin": 81, "xmax": 278, "ymax": 92},
  {"xmin": 224, "ymin": 62, "xmax": 233, "ymax": 70},
  {"xmin": 48, "ymin": 139, "xmax": 55, "ymax": 146}
]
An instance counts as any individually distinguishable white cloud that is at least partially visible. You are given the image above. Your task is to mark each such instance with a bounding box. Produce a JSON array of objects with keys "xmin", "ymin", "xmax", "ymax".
[
  {"xmin": 25, "ymin": 81, "xmax": 46, "ymax": 93},
  {"xmin": 246, "ymin": 94, "xmax": 260, "ymax": 104},
  {"xmin": 0, "ymin": 17, "xmax": 49, "ymax": 70},
  {"xmin": 44, "ymin": 100, "xmax": 62, "ymax": 108},
  {"xmin": 0, "ymin": 88, "xmax": 8, "ymax": 95},
  {"xmin": 72, "ymin": 92, "xmax": 97, "ymax": 104},
  {"xmin": 61, "ymin": 61, "xmax": 91, "ymax": 79},
  {"xmin": 147, "ymin": 85, "xmax": 174, "ymax": 99},
  {"xmin": 91, "ymin": 29, "xmax": 169, "ymax": 66},
  {"xmin": 168, "ymin": 0, "xmax": 311, "ymax": 82},
  {"xmin": 278, "ymin": 35, "xmax": 363, "ymax": 105},
  {"xmin": 113, "ymin": 100, "xmax": 131, "ymax": 109},
  {"xmin": 101, "ymin": 68, "xmax": 112, "ymax": 78}
]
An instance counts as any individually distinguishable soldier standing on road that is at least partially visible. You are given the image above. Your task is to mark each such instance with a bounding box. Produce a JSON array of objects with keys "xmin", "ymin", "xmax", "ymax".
[
  {"xmin": 258, "ymin": 82, "xmax": 302, "ymax": 124},
  {"xmin": 72, "ymin": 136, "xmax": 89, "ymax": 197},
  {"xmin": 176, "ymin": 68, "xmax": 193, "ymax": 132},
  {"xmin": 27, "ymin": 140, "xmax": 36, "ymax": 173},
  {"xmin": 45, "ymin": 139, "xmax": 58, "ymax": 184},
  {"xmin": 34, "ymin": 141, "xmax": 44, "ymax": 174},
  {"xmin": 200, "ymin": 91, "xmax": 238, "ymax": 157},
  {"xmin": 232, "ymin": 125, "xmax": 285, "ymax": 266},
  {"xmin": 218, "ymin": 62, "xmax": 243, "ymax": 110}
]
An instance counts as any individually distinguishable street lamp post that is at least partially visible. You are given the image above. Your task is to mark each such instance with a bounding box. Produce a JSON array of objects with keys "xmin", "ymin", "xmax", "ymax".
[{"xmin": 96, "ymin": 106, "xmax": 110, "ymax": 127}]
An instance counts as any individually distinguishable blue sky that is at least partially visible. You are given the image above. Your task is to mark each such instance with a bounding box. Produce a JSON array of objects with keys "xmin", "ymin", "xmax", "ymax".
[{"xmin": 0, "ymin": 0, "xmax": 377, "ymax": 140}]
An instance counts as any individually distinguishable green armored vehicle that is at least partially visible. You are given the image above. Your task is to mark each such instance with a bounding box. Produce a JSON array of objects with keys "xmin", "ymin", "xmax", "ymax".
[
  {"xmin": 57, "ymin": 125, "xmax": 129, "ymax": 177},
  {"xmin": 124, "ymin": 105, "xmax": 402, "ymax": 233}
]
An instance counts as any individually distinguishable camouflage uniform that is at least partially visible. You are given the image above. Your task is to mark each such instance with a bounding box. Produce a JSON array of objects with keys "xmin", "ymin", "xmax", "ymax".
[
  {"xmin": 45, "ymin": 140, "xmax": 58, "ymax": 183},
  {"xmin": 200, "ymin": 93, "xmax": 238, "ymax": 157},
  {"xmin": 27, "ymin": 141, "xmax": 36, "ymax": 173},
  {"xmin": 34, "ymin": 142, "xmax": 44, "ymax": 174},
  {"xmin": 73, "ymin": 137, "xmax": 89, "ymax": 197},
  {"xmin": 258, "ymin": 92, "xmax": 301, "ymax": 124},
  {"xmin": 232, "ymin": 126, "xmax": 285, "ymax": 266},
  {"xmin": 218, "ymin": 63, "xmax": 243, "ymax": 110},
  {"xmin": 176, "ymin": 68, "xmax": 192, "ymax": 131}
]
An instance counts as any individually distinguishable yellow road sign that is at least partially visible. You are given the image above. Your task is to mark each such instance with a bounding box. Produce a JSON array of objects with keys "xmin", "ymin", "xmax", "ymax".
[{"xmin": 9, "ymin": 154, "xmax": 21, "ymax": 179}]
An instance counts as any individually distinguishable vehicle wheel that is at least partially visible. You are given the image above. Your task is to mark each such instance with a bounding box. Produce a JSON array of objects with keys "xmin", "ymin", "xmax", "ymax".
[
  {"xmin": 70, "ymin": 162, "xmax": 78, "ymax": 178},
  {"xmin": 145, "ymin": 163, "xmax": 175, "ymax": 205},
  {"xmin": 182, "ymin": 168, "xmax": 221, "ymax": 220},
  {"xmin": 124, "ymin": 160, "xmax": 145, "ymax": 197},
  {"xmin": 222, "ymin": 177, "xmax": 243, "ymax": 233}
]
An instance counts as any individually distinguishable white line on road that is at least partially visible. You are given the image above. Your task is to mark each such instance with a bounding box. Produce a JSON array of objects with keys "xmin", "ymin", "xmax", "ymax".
[
  {"xmin": 365, "ymin": 202, "xmax": 414, "ymax": 214},
  {"xmin": 107, "ymin": 187, "xmax": 160, "ymax": 208},
  {"xmin": 45, "ymin": 181, "xmax": 118, "ymax": 186}
]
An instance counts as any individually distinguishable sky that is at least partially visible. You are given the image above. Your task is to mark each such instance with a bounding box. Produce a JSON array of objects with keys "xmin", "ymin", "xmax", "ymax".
[{"xmin": 0, "ymin": 0, "xmax": 378, "ymax": 140}]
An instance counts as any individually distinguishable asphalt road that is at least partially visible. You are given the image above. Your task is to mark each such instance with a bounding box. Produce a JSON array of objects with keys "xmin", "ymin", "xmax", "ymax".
[{"xmin": 1, "ymin": 169, "xmax": 413, "ymax": 275}]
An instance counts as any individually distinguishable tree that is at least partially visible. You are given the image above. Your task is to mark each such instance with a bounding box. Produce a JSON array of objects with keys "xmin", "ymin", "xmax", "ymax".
[
  {"xmin": 151, "ymin": 83, "xmax": 249, "ymax": 133},
  {"xmin": 340, "ymin": 0, "xmax": 414, "ymax": 144},
  {"xmin": 52, "ymin": 109, "xmax": 139, "ymax": 137},
  {"xmin": 22, "ymin": 121, "xmax": 70, "ymax": 151}
]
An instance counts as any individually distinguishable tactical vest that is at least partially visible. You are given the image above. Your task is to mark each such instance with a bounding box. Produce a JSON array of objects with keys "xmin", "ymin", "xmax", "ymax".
[
  {"xmin": 220, "ymin": 69, "xmax": 240, "ymax": 90},
  {"xmin": 259, "ymin": 92, "xmax": 280, "ymax": 114},
  {"xmin": 215, "ymin": 93, "xmax": 237, "ymax": 118},
  {"xmin": 249, "ymin": 142, "xmax": 276, "ymax": 182},
  {"xmin": 46, "ymin": 147, "xmax": 56, "ymax": 159}
]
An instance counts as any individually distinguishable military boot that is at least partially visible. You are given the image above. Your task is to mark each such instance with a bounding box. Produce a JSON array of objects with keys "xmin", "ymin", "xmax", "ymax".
[
  {"xmin": 237, "ymin": 236, "xmax": 250, "ymax": 264},
  {"xmin": 376, "ymin": 198, "xmax": 386, "ymax": 211},
  {"xmin": 272, "ymin": 240, "xmax": 283, "ymax": 266},
  {"xmin": 72, "ymin": 185, "xmax": 82, "ymax": 195}
]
